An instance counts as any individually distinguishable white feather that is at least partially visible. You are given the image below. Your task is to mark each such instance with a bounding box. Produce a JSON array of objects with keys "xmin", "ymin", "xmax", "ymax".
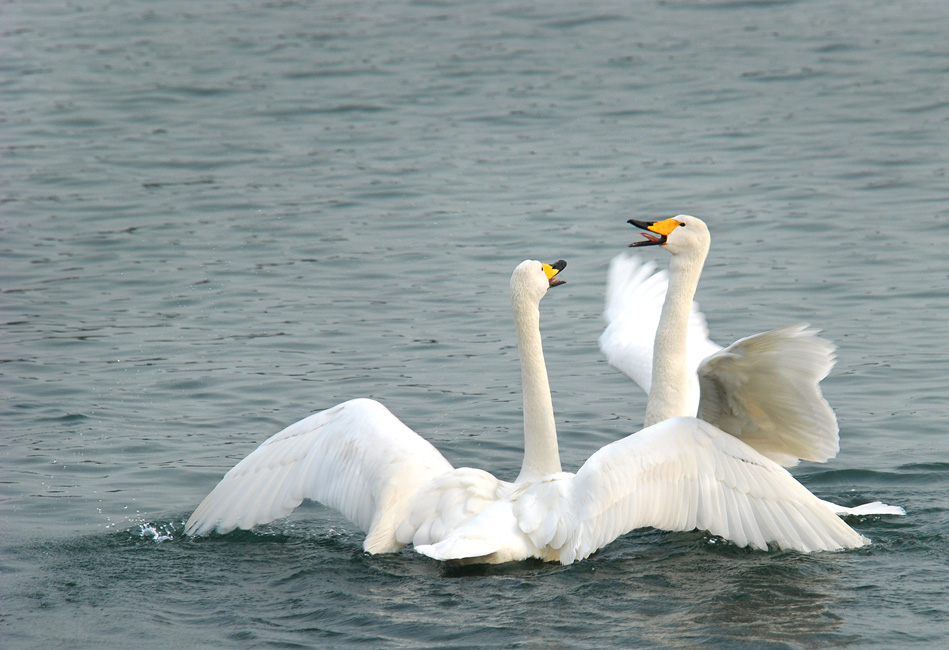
[
  {"xmin": 418, "ymin": 417, "xmax": 871, "ymax": 566},
  {"xmin": 600, "ymin": 254, "xmax": 718, "ymax": 399},
  {"xmin": 601, "ymin": 249, "xmax": 841, "ymax": 466},
  {"xmin": 186, "ymin": 398, "xmax": 461, "ymax": 553},
  {"xmin": 186, "ymin": 260, "xmax": 566, "ymax": 556},
  {"xmin": 187, "ymin": 256, "xmax": 898, "ymax": 567}
]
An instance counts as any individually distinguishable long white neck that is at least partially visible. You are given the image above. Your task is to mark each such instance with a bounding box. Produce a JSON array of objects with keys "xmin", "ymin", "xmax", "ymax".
[
  {"xmin": 643, "ymin": 247, "xmax": 708, "ymax": 427},
  {"xmin": 513, "ymin": 296, "xmax": 561, "ymax": 483}
]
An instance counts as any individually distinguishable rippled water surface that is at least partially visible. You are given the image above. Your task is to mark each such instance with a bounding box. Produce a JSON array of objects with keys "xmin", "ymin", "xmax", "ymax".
[{"xmin": 2, "ymin": 1, "xmax": 948, "ymax": 648}]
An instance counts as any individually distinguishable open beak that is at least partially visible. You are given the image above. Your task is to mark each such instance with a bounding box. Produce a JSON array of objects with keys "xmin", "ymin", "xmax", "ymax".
[
  {"xmin": 628, "ymin": 218, "xmax": 682, "ymax": 247},
  {"xmin": 543, "ymin": 260, "xmax": 567, "ymax": 287}
]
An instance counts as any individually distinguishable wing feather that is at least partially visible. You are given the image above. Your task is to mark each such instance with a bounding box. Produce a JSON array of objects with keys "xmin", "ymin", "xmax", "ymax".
[
  {"xmin": 567, "ymin": 417, "xmax": 868, "ymax": 562},
  {"xmin": 697, "ymin": 324, "xmax": 839, "ymax": 465},
  {"xmin": 185, "ymin": 398, "xmax": 454, "ymax": 553}
]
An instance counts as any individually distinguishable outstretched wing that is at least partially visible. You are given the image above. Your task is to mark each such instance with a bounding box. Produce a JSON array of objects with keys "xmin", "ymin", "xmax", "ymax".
[
  {"xmin": 697, "ymin": 324, "xmax": 839, "ymax": 466},
  {"xmin": 600, "ymin": 253, "xmax": 719, "ymax": 399},
  {"xmin": 185, "ymin": 398, "xmax": 454, "ymax": 553},
  {"xmin": 564, "ymin": 417, "xmax": 867, "ymax": 564}
]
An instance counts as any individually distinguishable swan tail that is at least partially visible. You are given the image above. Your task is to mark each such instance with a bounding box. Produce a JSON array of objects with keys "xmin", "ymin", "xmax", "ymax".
[
  {"xmin": 415, "ymin": 538, "xmax": 501, "ymax": 564},
  {"xmin": 396, "ymin": 468, "xmax": 507, "ymax": 548},
  {"xmin": 413, "ymin": 512, "xmax": 531, "ymax": 565},
  {"xmin": 414, "ymin": 477, "xmax": 575, "ymax": 565},
  {"xmin": 820, "ymin": 499, "xmax": 906, "ymax": 517}
]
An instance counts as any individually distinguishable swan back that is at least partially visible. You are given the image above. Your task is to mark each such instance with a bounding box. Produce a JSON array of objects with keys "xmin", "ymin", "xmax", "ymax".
[{"xmin": 417, "ymin": 416, "xmax": 870, "ymax": 566}]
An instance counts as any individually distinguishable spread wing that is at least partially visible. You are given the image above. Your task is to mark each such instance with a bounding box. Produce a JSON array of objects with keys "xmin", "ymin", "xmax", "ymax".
[
  {"xmin": 185, "ymin": 398, "xmax": 455, "ymax": 553},
  {"xmin": 563, "ymin": 417, "xmax": 866, "ymax": 564},
  {"xmin": 697, "ymin": 324, "xmax": 839, "ymax": 466},
  {"xmin": 418, "ymin": 417, "xmax": 867, "ymax": 566}
]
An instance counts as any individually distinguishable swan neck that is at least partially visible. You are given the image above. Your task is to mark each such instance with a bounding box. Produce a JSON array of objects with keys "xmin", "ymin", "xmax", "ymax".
[
  {"xmin": 512, "ymin": 298, "xmax": 561, "ymax": 483},
  {"xmin": 644, "ymin": 249, "xmax": 707, "ymax": 427}
]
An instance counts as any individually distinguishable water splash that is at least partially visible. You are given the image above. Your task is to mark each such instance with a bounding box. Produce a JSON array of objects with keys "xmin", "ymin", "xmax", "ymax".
[{"xmin": 132, "ymin": 521, "xmax": 177, "ymax": 543}]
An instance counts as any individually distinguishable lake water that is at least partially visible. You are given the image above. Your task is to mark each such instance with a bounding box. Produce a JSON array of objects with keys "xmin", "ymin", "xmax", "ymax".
[{"xmin": 2, "ymin": 0, "xmax": 948, "ymax": 647}]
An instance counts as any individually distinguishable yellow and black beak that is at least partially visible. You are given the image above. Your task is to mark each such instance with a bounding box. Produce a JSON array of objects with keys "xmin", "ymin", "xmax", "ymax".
[
  {"xmin": 628, "ymin": 218, "xmax": 685, "ymax": 247},
  {"xmin": 543, "ymin": 260, "xmax": 567, "ymax": 288}
]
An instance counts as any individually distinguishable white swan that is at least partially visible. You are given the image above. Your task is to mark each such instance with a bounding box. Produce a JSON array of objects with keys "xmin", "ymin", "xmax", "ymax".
[
  {"xmin": 601, "ymin": 215, "xmax": 840, "ymax": 466},
  {"xmin": 599, "ymin": 215, "xmax": 903, "ymax": 516},
  {"xmin": 413, "ymin": 265, "xmax": 876, "ymax": 563},
  {"xmin": 187, "ymin": 258, "xmax": 875, "ymax": 565},
  {"xmin": 184, "ymin": 260, "xmax": 569, "ymax": 550}
]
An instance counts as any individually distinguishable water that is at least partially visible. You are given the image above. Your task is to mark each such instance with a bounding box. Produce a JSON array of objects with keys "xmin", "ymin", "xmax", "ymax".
[{"xmin": 2, "ymin": 0, "xmax": 948, "ymax": 647}]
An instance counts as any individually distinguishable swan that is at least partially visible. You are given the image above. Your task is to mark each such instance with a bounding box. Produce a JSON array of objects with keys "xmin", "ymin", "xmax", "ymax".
[
  {"xmin": 187, "ymin": 258, "xmax": 875, "ymax": 565},
  {"xmin": 184, "ymin": 260, "xmax": 569, "ymax": 551},
  {"xmin": 413, "ymin": 264, "xmax": 877, "ymax": 564},
  {"xmin": 601, "ymin": 215, "xmax": 841, "ymax": 466},
  {"xmin": 599, "ymin": 215, "xmax": 903, "ymax": 515}
]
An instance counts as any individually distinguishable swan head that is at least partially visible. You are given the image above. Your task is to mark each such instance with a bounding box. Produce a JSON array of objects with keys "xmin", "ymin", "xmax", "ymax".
[
  {"xmin": 510, "ymin": 259, "xmax": 567, "ymax": 307},
  {"xmin": 627, "ymin": 215, "xmax": 710, "ymax": 257}
]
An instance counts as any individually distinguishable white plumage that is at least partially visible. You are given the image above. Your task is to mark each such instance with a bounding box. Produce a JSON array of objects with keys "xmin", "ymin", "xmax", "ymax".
[
  {"xmin": 601, "ymin": 253, "xmax": 719, "ymax": 400},
  {"xmin": 187, "ymin": 255, "xmax": 892, "ymax": 566},
  {"xmin": 418, "ymin": 416, "xmax": 869, "ymax": 565},
  {"xmin": 186, "ymin": 260, "xmax": 566, "ymax": 553},
  {"xmin": 185, "ymin": 398, "xmax": 474, "ymax": 552},
  {"xmin": 598, "ymin": 215, "xmax": 903, "ymax": 513},
  {"xmin": 602, "ymin": 217, "xmax": 839, "ymax": 466},
  {"xmin": 602, "ymin": 252, "xmax": 844, "ymax": 466}
]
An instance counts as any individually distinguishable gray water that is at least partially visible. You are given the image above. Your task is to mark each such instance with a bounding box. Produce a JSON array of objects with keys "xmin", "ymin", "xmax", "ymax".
[{"xmin": 2, "ymin": 0, "xmax": 948, "ymax": 647}]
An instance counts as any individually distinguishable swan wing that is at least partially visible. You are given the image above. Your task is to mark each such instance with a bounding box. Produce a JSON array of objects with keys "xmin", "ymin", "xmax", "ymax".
[
  {"xmin": 696, "ymin": 324, "xmax": 839, "ymax": 466},
  {"xmin": 600, "ymin": 253, "xmax": 720, "ymax": 398},
  {"xmin": 185, "ymin": 398, "xmax": 455, "ymax": 553},
  {"xmin": 563, "ymin": 417, "xmax": 867, "ymax": 564}
]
